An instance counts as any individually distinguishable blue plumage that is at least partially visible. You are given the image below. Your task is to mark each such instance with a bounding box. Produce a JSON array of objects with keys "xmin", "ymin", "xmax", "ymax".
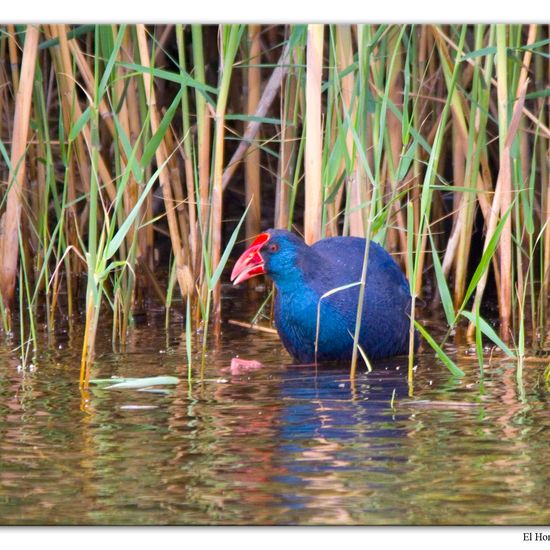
[{"xmin": 260, "ymin": 229, "xmax": 416, "ymax": 363}]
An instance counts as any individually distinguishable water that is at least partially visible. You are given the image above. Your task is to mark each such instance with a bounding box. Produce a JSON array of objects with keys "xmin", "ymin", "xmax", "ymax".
[{"xmin": 0, "ymin": 302, "xmax": 549, "ymax": 525}]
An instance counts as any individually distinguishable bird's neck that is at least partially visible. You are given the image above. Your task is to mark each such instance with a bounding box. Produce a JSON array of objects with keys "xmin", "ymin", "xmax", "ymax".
[{"xmin": 270, "ymin": 249, "xmax": 322, "ymax": 293}]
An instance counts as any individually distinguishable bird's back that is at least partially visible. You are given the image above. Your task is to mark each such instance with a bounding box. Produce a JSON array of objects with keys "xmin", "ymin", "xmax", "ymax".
[
  {"xmin": 311, "ymin": 236, "xmax": 410, "ymax": 295},
  {"xmin": 275, "ymin": 236, "xmax": 414, "ymax": 362}
]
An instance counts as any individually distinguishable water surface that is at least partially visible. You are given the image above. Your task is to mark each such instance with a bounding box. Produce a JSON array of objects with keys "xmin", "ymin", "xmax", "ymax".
[{"xmin": 0, "ymin": 304, "xmax": 548, "ymax": 525}]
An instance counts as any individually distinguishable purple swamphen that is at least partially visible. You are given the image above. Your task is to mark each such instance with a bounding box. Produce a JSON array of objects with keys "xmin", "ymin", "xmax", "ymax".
[{"xmin": 231, "ymin": 229, "xmax": 417, "ymax": 363}]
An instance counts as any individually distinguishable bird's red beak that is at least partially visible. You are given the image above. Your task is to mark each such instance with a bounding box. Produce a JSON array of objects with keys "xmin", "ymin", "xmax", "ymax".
[{"xmin": 230, "ymin": 233, "xmax": 270, "ymax": 285}]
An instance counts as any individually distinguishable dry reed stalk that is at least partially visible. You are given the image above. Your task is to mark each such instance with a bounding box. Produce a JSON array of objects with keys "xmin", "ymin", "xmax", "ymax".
[
  {"xmin": 390, "ymin": 192, "xmax": 408, "ymax": 267},
  {"xmin": 79, "ymin": 299, "xmax": 96, "ymax": 388},
  {"xmin": 121, "ymin": 27, "xmax": 153, "ymax": 270},
  {"xmin": 451, "ymin": 127, "xmax": 465, "ymax": 226},
  {"xmin": 406, "ymin": 111, "xmax": 446, "ymax": 295},
  {"xmin": 0, "ymin": 25, "xmax": 39, "ymax": 311},
  {"xmin": 153, "ymin": 25, "xmax": 174, "ymax": 64},
  {"xmin": 390, "ymin": 182, "xmax": 409, "ymax": 267},
  {"xmin": 496, "ymin": 25, "xmax": 538, "ymax": 340},
  {"xmin": 163, "ymin": 126, "xmax": 186, "ymax": 226},
  {"xmin": 245, "ymin": 25, "xmax": 262, "ymax": 241},
  {"xmin": 358, "ymin": 45, "xmax": 381, "ymax": 238},
  {"xmin": 324, "ymin": 109, "xmax": 341, "ymax": 238},
  {"xmin": 43, "ymin": 24, "xmax": 84, "ymax": 280},
  {"xmin": 545, "ymin": 28, "xmax": 550, "ymax": 301},
  {"xmin": 228, "ymin": 319, "xmax": 278, "ymax": 334},
  {"xmin": 113, "ymin": 27, "xmax": 138, "ymax": 241},
  {"xmin": 469, "ymin": 77, "xmax": 528, "ymax": 335},
  {"xmin": 7, "ymin": 25, "xmax": 20, "ymax": 92},
  {"xmin": 136, "ymin": 24, "xmax": 192, "ymax": 299},
  {"xmin": 433, "ymin": 26, "xmax": 488, "ymax": 306},
  {"xmin": 474, "ymin": 168, "xmax": 494, "ymax": 229},
  {"xmin": 33, "ymin": 139, "xmax": 47, "ymax": 282},
  {"xmin": 407, "ymin": 25, "xmax": 429, "ymax": 274},
  {"xmin": 222, "ymin": 41, "xmax": 291, "ymax": 191},
  {"xmin": 112, "ymin": 25, "xmax": 141, "ymax": 326},
  {"xmin": 414, "ymin": 223, "xmax": 430, "ymax": 300},
  {"xmin": 357, "ymin": 27, "xmax": 375, "ymax": 236},
  {"xmin": 516, "ymin": 117, "xmax": 528, "ymax": 303},
  {"xmin": 385, "ymin": 28, "xmax": 407, "ymax": 255},
  {"xmin": 332, "ymin": 25, "xmax": 357, "ymax": 239},
  {"xmin": 210, "ymin": 25, "xmax": 241, "ymax": 322},
  {"xmin": 451, "ymin": 106, "xmax": 476, "ymax": 306},
  {"xmin": 545, "ymin": 170, "xmax": 550, "ymax": 303},
  {"xmin": 446, "ymin": 152, "xmax": 501, "ymax": 295},
  {"xmin": 175, "ymin": 25, "xmax": 199, "ymax": 272},
  {"xmin": 275, "ymin": 45, "xmax": 298, "ymax": 230},
  {"xmin": 162, "ymin": 123, "xmax": 191, "ymax": 271},
  {"xmin": 451, "ymin": 130, "xmax": 473, "ymax": 308},
  {"xmin": 67, "ymin": 36, "xmax": 117, "ymax": 147},
  {"xmin": 511, "ymin": 25, "xmax": 537, "ymax": 330},
  {"xmin": 472, "ymin": 168, "xmax": 503, "ymax": 322},
  {"xmin": 197, "ymin": 111, "xmax": 212, "ymax": 243},
  {"xmin": 60, "ymin": 158, "xmax": 78, "ymax": 317},
  {"xmin": 191, "ymin": 25, "xmax": 211, "ymax": 242},
  {"xmin": 175, "ymin": 133, "xmax": 198, "ymax": 273},
  {"xmin": 183, "ymin": 155, "xmax": 197, "ymax": 270},
  {"xmin": 27, "ymin": 136, "xmax": 39, "ymax": 218},
  {"xmin": 304, "ymin": 24, "xmax": 324, "ymax": 245},
  {"xmin": 0, "ymin": 39, "xmax": 7, "ymax": 138},
  {"xmin": 47, "ymin": 25, "xmax": 117, "ymax": 205}
]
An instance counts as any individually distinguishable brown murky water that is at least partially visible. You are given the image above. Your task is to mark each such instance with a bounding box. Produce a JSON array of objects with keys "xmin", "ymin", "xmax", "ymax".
[{"xmin": 0, "ymin": 294, "xmax": 549, "ymax": 525}]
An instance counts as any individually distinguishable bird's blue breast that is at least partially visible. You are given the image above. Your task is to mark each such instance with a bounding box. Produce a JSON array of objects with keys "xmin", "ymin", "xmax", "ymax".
[{"xmin": 274, "ymin": 283, "xmax": 354, "ymax": 363}]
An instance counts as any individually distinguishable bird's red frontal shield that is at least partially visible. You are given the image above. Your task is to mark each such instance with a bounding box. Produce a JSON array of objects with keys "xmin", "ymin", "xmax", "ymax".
[{"xmin": 230, "ymin": 233, "xmax": 270, "ymax": 285}]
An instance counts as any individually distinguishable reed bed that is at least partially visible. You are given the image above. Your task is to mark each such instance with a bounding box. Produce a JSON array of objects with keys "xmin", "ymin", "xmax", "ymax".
[{"xmin": 0, "ymin": 24, "xmax": 548, "ymax": 387}]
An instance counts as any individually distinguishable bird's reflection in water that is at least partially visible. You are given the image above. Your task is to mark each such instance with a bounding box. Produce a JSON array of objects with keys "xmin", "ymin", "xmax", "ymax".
[
  {"xmin": 279, "ymin": 363, "xmax": 409, "ymax": 440},
  {"xmin": 271, "ymin": 362, "xmax": 411, "ymax": 523}
]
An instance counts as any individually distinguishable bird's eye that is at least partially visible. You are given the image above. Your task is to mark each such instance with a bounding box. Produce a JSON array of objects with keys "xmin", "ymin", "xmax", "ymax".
[{"xmin": 268, "ymin": 242, "xmax": 279, "ymax": 253}]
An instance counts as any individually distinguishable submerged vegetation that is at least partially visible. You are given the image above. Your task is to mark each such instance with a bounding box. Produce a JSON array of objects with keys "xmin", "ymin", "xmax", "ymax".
[{"xmin": 0, "ymin": 24, "xmax": 548, "ymax": 387}]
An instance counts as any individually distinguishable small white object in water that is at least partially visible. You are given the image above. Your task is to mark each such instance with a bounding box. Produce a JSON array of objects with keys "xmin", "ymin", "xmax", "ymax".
[
  {"xmin": 16, "ymin": 363, "xmax": 36, "ymax": 373},
  {"xmin": 216, "ymin": 378, "xmax": 228, "ymax": 384}
]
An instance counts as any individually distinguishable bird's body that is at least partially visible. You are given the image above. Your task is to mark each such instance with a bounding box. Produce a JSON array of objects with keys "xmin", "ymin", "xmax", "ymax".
[{"xmin": 231, "ymin": 229, "xmax": 416, "ymax": 364}]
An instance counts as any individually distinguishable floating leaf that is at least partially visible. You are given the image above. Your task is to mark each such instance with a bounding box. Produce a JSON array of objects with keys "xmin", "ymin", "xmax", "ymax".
[{"xmin": 91, "ymin": 376, "xmax": 179, "ymax": 389}]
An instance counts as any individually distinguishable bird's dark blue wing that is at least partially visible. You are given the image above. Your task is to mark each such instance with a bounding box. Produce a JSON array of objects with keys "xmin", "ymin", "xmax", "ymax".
[{"xmin": 305, "ymin": 237, "xmax": 414, "ymax": 359}]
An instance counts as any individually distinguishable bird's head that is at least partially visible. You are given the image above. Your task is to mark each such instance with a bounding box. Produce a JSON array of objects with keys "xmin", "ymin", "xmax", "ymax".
[{"xmin": 230, "ymin": 229, "xmax": 309, "ymax": 287}]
